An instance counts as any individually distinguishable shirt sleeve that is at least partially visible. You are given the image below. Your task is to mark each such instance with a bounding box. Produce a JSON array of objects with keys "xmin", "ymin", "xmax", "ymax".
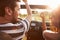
[{"xmin": 20, "ymin": 19, "xmax": 30, "ymax": 32}]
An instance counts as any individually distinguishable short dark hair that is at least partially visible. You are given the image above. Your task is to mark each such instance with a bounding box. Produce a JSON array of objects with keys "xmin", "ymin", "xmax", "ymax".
[{"xmin": 0, "ymin": 0, "xmax": 20, "ymax": 17}]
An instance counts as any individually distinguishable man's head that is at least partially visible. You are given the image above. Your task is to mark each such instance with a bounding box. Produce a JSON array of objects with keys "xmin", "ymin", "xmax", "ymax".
[
  {"xmin": 0, "ymin": 0, "xmax": 21, "ymax": 23},
  {"xmin": 51, "ymin": 6, "xmax": 60, "ymax": 28}
]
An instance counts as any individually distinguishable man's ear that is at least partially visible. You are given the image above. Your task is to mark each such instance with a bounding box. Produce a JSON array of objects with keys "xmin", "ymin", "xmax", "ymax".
[{"xmin": 5, "ymin": 7, "xmax": 12, "ymax": 15}]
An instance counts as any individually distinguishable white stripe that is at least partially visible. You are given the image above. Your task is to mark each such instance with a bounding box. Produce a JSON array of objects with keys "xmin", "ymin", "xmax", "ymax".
[
  {"xmin": 1, "ymin": 27, "xmax": 24, "ymax": 33},
  {"xmin": 0, "ymin": 23, "xmax": 22, "ymax": 27}
]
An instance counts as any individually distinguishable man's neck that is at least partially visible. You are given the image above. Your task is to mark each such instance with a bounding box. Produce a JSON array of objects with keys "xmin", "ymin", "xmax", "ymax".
[{"xmin": 0, "ymin": 17, "xmax": 10, "ymax": 24}]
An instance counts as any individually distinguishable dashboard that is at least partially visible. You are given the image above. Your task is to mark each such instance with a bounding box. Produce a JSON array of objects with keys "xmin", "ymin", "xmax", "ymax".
[{"xmin": 30, "ymin": 21, "xmax": 50, "ymax": 30}]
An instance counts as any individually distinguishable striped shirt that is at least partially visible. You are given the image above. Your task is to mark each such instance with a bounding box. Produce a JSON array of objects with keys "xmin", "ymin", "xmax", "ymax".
[{"xmin": 0, "ymin": 19, "xmax": 30, "ymax": 40}]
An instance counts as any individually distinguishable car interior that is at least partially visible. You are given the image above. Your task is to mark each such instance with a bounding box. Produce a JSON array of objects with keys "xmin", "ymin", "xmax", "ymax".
[{"xmin": 1, "ymin": 0, "xmax": 60, "ymax": 40}]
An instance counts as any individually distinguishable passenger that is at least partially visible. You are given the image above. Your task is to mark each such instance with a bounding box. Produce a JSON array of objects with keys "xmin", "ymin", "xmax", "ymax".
[
  {"xmin": 42, "ymin": 6, "xmax": 60, "ymax": 40},
  {"xmin": 0, "ymin": 0, "xmax": 32, "ymax": 40}
]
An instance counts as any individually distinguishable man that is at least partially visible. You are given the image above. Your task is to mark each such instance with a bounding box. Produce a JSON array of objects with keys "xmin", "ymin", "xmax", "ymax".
[{"xmin": 0, "ymin": 0, "xmax": 32, "ymax": 40}]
